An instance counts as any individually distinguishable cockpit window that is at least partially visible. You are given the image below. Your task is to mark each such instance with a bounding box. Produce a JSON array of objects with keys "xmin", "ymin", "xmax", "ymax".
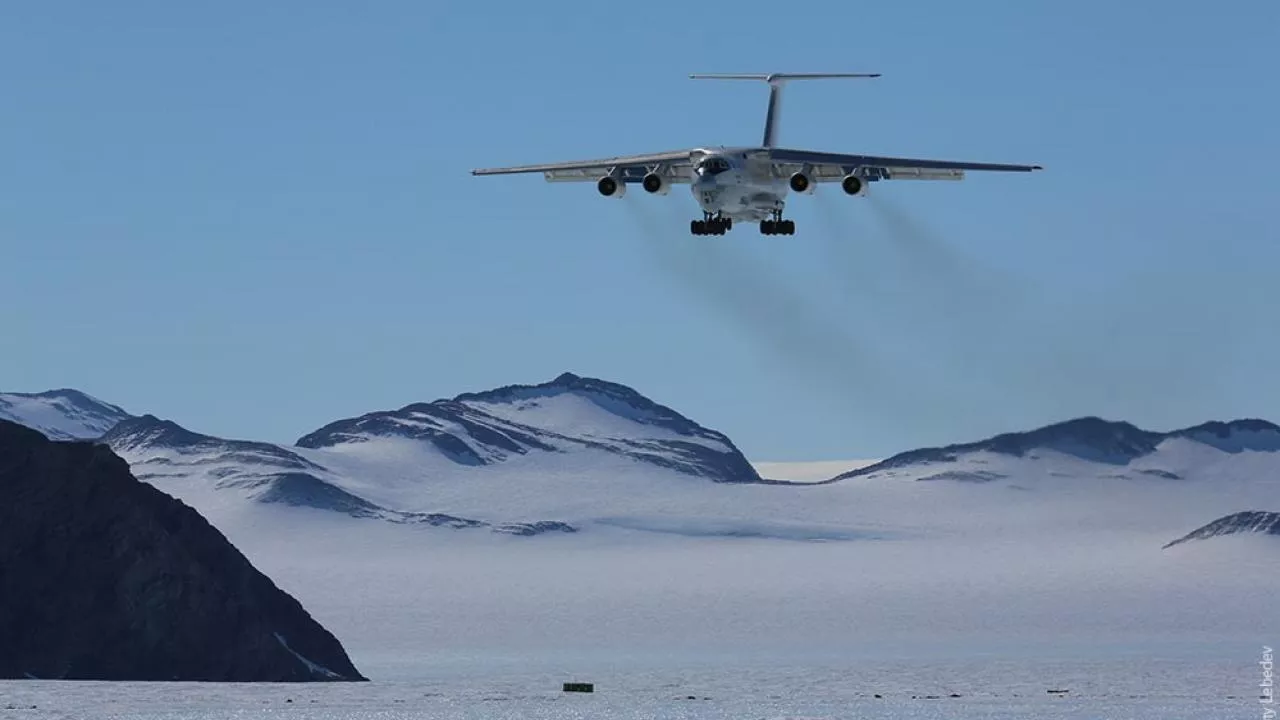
[{"xmin": 695, "ymin": 157, "xmax": 731, "ymax": 176}]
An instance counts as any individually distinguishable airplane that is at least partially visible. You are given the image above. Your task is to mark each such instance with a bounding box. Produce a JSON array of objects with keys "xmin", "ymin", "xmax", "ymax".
[{"xmin": 471, "ymin": 73, "xmax": 1042, "ymax": 236}]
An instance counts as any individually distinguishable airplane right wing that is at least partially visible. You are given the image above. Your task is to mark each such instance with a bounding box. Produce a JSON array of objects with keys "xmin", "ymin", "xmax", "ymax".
[
  {"xmin": 472, "ymin": 149, "xmax": 704, "ymax": 183},
  {"xmin": 766, "ymin": 147, "xmax": 1042, "ymax": 182}
]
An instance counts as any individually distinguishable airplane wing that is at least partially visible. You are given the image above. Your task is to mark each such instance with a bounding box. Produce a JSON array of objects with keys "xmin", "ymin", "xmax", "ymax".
[
  {"xmin": 766, "ymin": 148, "xmax": 1042, "ymax": 182},
  {"xmin": 471, "ymin": 149, "xmax": 703, "ymax": 183}
]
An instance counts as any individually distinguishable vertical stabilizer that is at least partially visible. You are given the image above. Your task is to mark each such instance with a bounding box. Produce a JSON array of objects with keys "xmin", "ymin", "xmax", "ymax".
[{"xmin": 689, "ymin": 73, "xmax": 880, "ymax": 147}]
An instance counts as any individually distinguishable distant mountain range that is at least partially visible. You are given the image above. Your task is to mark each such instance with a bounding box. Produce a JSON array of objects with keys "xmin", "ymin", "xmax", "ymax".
[
  {"xmin": 834, "ymin": 415, "xmax": 1280, "ymax": 482},
  {"xmin": 3, "ymin": 375, "xmax": 1278, "ymax": 548}
]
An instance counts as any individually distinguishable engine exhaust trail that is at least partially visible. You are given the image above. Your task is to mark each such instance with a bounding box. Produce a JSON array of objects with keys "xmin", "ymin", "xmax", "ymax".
[
  {"xmin": 621, "ymin": 196, "xmax": 936, "ymax": 435},
  {"xmin": 839, "ymin": 193, "xmax": 1240, "ymax": 425},
  {"xmin": 808, "ymin": 189, "xmax": 1070, "ymax": 420},
  {"xmin": 810, "ymin": 192, "xmax": 904, "ymax": 319},
  {"xmin": 810, "ymin": 192, "xmax": 1008, "ymax": 385},
  {"xmin": 864, "ymin": 192, "xmax": 1033, "ymax": 315}
]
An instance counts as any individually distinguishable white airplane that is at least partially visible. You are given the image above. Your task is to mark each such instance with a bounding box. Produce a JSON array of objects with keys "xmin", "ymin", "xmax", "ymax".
[{"xmin": 471, "ymin": 73, "xmax": 1042, "ymax": 236}]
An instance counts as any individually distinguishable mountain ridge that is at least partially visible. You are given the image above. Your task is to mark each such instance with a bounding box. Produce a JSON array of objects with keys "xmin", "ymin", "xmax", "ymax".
[
  {"xmin": 7, "ymin": 379, "xmax": 1276, "ymax": 485},
  {"xmin": 5, "ymin": 377, "xmax": 1279, "ymax": 543}
]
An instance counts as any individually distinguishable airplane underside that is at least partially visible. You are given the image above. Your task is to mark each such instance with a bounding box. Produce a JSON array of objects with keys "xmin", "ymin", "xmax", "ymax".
[{"xmin": 690, "ymin": 181, "xmax": 795, "ymax": 236}]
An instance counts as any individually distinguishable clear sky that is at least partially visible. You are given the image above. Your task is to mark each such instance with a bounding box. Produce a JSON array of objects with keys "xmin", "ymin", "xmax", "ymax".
[{"xmin": 3, "ymin": 1, "xmax": 1278, "ymax": 461}]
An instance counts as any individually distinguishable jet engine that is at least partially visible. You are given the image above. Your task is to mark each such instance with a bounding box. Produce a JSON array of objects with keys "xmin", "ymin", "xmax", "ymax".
[
  {"xmin": 597, "ymin": 175, "xmax": 626, "ymax": 198},
  {"xmin": 841, "ymin": 173, "xmax": 868, "ymax": 196},
  {"xmin": 788, "ymin": 171, "xmax": 816, "ymax": 195},
  {"xmin": 642, "ymin": 172, "xmax": 670, "ymax": 195}
]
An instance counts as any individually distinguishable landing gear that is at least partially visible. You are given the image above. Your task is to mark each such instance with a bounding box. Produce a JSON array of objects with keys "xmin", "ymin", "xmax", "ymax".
[
  {"xmin": 691, "ymin": 213, "xmax": 732, "ymax": 236},
  {"xmin": 759, "ymin": 211, "xmax": 795, "ymax": 235}
]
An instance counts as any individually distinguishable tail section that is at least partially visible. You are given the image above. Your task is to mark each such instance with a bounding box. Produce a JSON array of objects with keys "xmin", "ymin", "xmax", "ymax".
[{"xmin": 689, "ymin": 73, "xmax": 880, "ymax": 147}]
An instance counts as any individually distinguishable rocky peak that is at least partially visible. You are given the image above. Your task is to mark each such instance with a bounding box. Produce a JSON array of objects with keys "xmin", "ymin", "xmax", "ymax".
[{"xmin": 1164, "ymin": 511, "xmax": 1280, "ymax": 549}]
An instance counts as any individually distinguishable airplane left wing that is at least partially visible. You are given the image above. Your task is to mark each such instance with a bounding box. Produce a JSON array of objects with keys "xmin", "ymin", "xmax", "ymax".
[
  {"xmin": 766, "ymin": 148, "xmax": 1042, "ymax": 182},
  {"xmin": 472, "ymin": 149, "xmax": 703, "ymax": 183}
]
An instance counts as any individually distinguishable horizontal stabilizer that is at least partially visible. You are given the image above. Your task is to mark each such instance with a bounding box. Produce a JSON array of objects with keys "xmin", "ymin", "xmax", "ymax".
[{"xmin": 689, "ymin": 73, "xmax": 881, "ymax": 83}]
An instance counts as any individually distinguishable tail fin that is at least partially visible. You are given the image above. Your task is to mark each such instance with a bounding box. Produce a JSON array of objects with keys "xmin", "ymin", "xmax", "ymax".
[{"xmin": 689, "ymin": 73, "xmax": 880, "ymax": 148}]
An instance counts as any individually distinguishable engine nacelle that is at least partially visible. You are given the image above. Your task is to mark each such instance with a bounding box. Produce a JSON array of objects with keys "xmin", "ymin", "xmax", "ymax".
[
  {"xmin": 597, "ymin": 175, "xmax": 626, "ymax": 198},
  {"xmin": 788, "ymin": 171, "xmax": 816, "ymax": 195},
  {"xmin": 841, "ymin": 173, "xmax": 868, "ymax": 196},
  {"xmin": 641, "ymin": 172, "xmax": 670, "ymax": 195}
]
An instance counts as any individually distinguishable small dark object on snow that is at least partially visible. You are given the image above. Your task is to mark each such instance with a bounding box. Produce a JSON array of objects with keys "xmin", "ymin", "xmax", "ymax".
[{"xmin": 563, "ymin": 682, "xmax": 593, "ymax": 693}]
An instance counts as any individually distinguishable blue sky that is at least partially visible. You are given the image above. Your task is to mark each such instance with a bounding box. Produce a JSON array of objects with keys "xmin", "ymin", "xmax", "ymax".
[{"xmin": 3, "ymin": 1, "xmax": 1278, "ymax": 461}]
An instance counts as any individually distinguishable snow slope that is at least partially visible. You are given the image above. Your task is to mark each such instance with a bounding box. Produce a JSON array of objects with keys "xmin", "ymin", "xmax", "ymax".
[
  {"xmin": 5, "ymin": 377, "xmax": 1279, "ymax": 679},
  {"xmin": 0, "ymin": 389, "xmax": 130, "ymax": 440}
]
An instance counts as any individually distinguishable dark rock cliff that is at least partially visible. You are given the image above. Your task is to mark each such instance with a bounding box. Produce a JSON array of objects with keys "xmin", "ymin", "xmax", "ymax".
[{"xmin": 0, "ymin": 420, "xmax": 366, "ymax": 681}]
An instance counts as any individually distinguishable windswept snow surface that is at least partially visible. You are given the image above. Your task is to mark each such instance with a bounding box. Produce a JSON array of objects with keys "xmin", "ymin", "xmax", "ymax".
[{"xmin": 0, "ymin": 656, "xmax": 1254, "ymax": 718}]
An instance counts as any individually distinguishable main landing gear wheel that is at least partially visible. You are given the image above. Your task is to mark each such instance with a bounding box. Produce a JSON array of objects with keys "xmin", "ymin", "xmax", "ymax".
[
  {"xmin": 759, "ymin": 219, "xmax": 795, "ymax": 235},
  {"xmin": 690, "ymin": 216, "xmax": 731, "ymax": 235}
]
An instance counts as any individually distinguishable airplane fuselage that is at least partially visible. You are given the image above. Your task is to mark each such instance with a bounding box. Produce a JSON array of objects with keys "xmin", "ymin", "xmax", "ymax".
[{"xmin": 689, "ymin": 147, "xmax": 787, "ymax": 222}]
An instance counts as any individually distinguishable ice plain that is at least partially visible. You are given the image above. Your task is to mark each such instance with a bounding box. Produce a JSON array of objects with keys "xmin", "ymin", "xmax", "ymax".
[{"xmin": 0, "ymin": 655, "xmax": 1259, "ymax": 719}]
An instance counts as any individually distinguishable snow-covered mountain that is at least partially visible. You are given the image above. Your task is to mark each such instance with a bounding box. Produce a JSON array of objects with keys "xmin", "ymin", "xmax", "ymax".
[
  {"xmin": 69, "ymin": 372, "xmax": 769, "ymax": 535},
  {"xmin": 296, "ymin": 372, "xmax": 763, "ymax": 483},
  {"xmin": 7, "ymin": 378, "xmax": 1279, "ymax": 540},
  {"xmin": 1164, "ymin": 510, "xmax": 1280, "ymax": 548},
  {"xmin": 0, "ymin": 389, "xmax": 131, "ymax": 441},
  {"xmin": 5, "ymin": 376, "xmax": 1278, "ymax": 676}
]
